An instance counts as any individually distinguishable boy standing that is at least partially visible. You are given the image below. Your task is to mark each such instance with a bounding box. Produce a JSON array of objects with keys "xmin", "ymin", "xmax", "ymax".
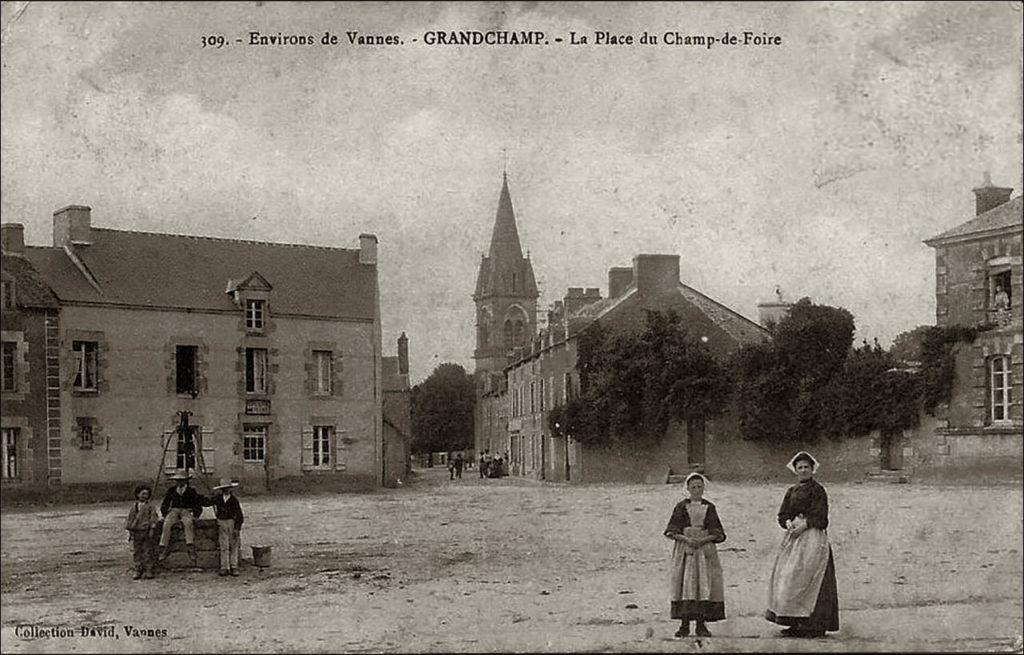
[
  {"xmin": 211, "ymin": 478, "xmax": 244, "ymax": 577},
  {"xmin": 125, "ymin": 484, "xmax": 161, "ymax": 579}
]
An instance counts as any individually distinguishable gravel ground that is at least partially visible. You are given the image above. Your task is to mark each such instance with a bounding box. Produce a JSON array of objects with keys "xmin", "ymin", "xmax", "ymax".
[{"xmin": 1, "ymin": 467, "xmax": 1022, "ymax": 653}]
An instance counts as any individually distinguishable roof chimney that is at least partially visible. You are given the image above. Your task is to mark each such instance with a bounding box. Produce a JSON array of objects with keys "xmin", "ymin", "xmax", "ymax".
[
  {"xmin": 397, "ymin": 332, "xmax": 409, "ymax": 375},
  {"xmin": 1, "ymin": 224, "xmax": 25, "ymax": 254},
  {"xmin": 608, "ymin": 267, "xmax": 633, "ymax": 299},
  {"xmin": 563, "ymin": 287, "xmax": 602, "ymax": 317},
  {"xmin": 632, "ymin": 254, "xmax": 680, "ymax": 295},
  {"xmin": 359, "ymin": 233, "xmax": 378, "ymax": 265},
  {"xmin": 53, "ymin": 205, "xmax": 92, "ymax": 248},
  {"xmin": 972, "ymin": 172, "xmax": 1013, "ymax": 217}
]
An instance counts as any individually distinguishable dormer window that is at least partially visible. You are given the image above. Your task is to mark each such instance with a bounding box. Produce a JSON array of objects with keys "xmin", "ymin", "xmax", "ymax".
[
  {"xmin": 246, "ymin": 299, "xmax": 265, "ymax": 331},
  {"xmin": 227, "ymin": 272, "xmax": 273, "ymax": 333}
]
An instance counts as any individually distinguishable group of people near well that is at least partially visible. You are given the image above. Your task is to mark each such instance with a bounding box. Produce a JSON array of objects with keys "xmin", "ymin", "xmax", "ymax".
[
  {"xmin": 125, "ymin": 469, "xmax": 244, "ymax": 579},
  {"xmin": 664, "ymin": 451, "xmax": 839, "ymax": 639}
]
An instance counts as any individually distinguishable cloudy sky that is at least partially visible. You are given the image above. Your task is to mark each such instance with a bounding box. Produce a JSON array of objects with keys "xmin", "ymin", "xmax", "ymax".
[{"xmin": 2, "ymin": 2, "xmax": 1021, "ymax": 382}]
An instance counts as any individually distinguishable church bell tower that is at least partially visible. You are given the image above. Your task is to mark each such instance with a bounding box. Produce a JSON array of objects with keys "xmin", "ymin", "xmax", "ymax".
[{"xmin": 473, "ymin": 173, "xmax": 539, "ymax": 375}]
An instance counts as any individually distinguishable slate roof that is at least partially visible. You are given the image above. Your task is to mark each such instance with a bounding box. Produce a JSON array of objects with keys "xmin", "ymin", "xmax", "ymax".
[
  {"xmin": 22, "ymin": 228, "xmax": 376, "ymax": 320},
  {"xmin": 925, "ymin": 196, "xmax": 1023, "ymax": 245},
  {"xmin": 0, "ymin": 253, "xmax": 59, "ymax": 309},
  {"xmin": 569, "ymin": 284, "xmax": 767, "ymax": 345}
]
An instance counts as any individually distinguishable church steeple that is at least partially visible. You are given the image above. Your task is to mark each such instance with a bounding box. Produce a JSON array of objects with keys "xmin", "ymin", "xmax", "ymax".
[
  {"xmin": 488, "ymin": 173, "xmax": 524, "ymax": 261},
  {"xmin": 473, "ymin": 174, "xmax": 539, "ymax": 373}
]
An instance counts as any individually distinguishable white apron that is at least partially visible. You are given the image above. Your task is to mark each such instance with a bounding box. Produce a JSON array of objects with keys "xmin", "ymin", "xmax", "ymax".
[{"xmin": 766, "ymin": 526, "xmax": 830, "ymax": 617}]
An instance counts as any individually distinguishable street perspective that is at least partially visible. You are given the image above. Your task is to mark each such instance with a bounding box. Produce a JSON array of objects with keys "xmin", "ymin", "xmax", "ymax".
[{"xmin": 0, "ymin": 2, "xmax": 1022, "ymax": 654}]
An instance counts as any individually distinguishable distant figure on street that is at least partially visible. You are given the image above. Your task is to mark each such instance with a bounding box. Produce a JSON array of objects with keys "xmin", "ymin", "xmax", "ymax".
[
  {"xmin": 454, "ymin": 453, "xmax": 464, "ymax": 479},
  {"xmin": 210, "ymin": 478, "xmax": 244, "ymax": 577},
  {"xmin": 765, "ymin": 451, "xmax": 840, "ymax": 638},
  {"xmin": 664, "ymin": 472, "xmax": 727, "ymax": 638},
  {"xmin": 489, "ymin": 455, "xmax": 503, "ymax": 478},
  {"xmin": 158, "ymin": 469, "xmax": 206, "ymax": 571},
  {"xmin": 481, "ymin": 449, "xmax": 493, "ymax": 479},
  {"xmin": 448, "ymin": 455, "xmax": 456, "ymax": 480},
  {"xmin": 125, "ymin": 484, "xmax": 161, "ymax": 580}
]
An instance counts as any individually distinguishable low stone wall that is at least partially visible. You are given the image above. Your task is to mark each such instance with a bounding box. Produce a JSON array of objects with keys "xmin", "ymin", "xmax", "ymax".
[{"xmin": 159, "ymin": 517, "xmax": 222, "ymax": 570}]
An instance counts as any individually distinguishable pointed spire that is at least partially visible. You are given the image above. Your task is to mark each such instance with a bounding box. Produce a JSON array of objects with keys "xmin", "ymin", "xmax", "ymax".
[{"xmin": 488, "ymin": 174, "xmax": 524, "ymax": 260}]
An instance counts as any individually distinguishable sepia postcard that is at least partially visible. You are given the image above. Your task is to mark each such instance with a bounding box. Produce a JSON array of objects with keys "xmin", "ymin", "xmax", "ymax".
[{"xmin": 1, "ymin": 2, "xmax": 1022, "ymax": 653}]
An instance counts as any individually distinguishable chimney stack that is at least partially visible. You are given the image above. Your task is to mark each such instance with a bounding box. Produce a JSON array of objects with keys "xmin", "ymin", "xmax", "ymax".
[
  {"xmin": 359, "ymin": 233, "xmax": 378, "ymax": 265},
  {"xmin": 53, "ymin": 205, "xmax": 92, "ymax": 248},
  {"xmin": 397, "ymin": 332, "xmax": 409, "ymax": 375},
  {"xmin": 1, "ymin": 224, "xmax": 25, "ymax": 254},
  {"xmin": 632, "ymin": 254, "xmax": 680, "ymax": 295},
  {"xmin": 563, "ymin": 287, "xmax": 602, "ymax": 317},
  {"xmin": 972, "ymin": 173, "xmax": 1013, "ymax": 217},
  {"xmin": 608, "ymin": 267, "xmax": 633, "ymax": 299}
]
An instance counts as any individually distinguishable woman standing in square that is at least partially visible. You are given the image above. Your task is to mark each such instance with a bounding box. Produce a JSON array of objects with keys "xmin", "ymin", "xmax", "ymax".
[{"xmin": 765, "ymin": 451, "xmax": 840, "ymax": 638}]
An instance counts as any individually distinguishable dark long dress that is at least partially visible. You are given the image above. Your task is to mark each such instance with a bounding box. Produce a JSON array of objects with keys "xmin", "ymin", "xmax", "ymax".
[
  {"xmin": 765, "ymin": 478, "xmax": 840, "ymax": 633},
  {"xmin": 664, "ymin": 499, "xmax": 727, "ymax": 621}
]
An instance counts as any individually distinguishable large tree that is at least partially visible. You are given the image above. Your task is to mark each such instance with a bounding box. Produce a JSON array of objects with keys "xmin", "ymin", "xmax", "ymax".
[
  {"xmin": 732, "ymin": 298, "xmax": 855, "ymax": 443},
  {"xmin": 410, "ymin": 363, "xmax": 476, "ymax": 454},
  {"xmin": 552, "ymin": 309, "xmax": 732, "ymax": 447}
]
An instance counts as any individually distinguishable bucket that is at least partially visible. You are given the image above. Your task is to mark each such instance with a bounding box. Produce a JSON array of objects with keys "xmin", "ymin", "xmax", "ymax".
[{"xmin": 251, "ymin": 545, "xmax": 272, "ymax": 568}]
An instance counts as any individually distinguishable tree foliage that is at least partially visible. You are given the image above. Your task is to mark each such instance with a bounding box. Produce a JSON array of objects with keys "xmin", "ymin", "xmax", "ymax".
[
  {"xmin": 889, "ymin": 325, "xmax": 932, "ymax": 364},
  {"xmin": 553, "ymin": 309, "xmax": 732, "ymax": 447},
  {"xmin": 410, "ymin": 363, "xmax": 476, "ymax": 454},
  {"xmin": 918, "ymin": 325, "xmax": 978, "ymax": 415},
  {"xmin": 732, "ymin": 298, "xmax": 855, "ymax": 443},
  {"xmin": 732, "ymin": 300, "xmax": 972, "ymax": 443}
]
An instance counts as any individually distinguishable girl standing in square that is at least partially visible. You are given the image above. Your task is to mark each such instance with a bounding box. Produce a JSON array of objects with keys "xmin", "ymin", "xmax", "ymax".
[{"xmin": 664, "ymin": 472, "xmax": 727, "ymax": 637}]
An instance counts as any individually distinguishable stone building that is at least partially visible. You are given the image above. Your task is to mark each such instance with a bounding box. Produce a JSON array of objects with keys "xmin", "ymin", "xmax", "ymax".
[
  {"xmin": 382, "ymin": 332, "xmax": 412, "ymax": 487},
  {"xmin": 4, "ymin": 205, "xmax": 387, "ymax": 492},
  {"xmin": 922, "ymin": 176, "xmax": 1023, "ymax": 474},
  {"xmin": 1, "ymin": 224, "xmax": 61, "ymax": 490},
  {"xmin": 504, "ymin": 254, "xmax": 769, "ymax": 482}
]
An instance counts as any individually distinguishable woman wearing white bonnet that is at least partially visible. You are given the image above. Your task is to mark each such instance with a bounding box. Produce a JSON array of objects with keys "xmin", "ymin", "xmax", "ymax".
[{"xmin": 765, "ymin": 451, "xmax": 840, "ymax": 638}]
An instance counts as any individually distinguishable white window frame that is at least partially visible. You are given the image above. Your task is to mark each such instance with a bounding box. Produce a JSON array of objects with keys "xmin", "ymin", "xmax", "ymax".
[
  {"xmin": 245, "ymin": 348, "xmax": 268, "ymax": 394},
  {"xmin": 314, "ymin": 350, "xmax": 333, "ymax": 394},
  {"xmin": 73, "ymin": 341, "xmax": 98, "ymax": 392},
  {"xmin": 242, "ymin": 425, "xmax": 267, "ymax": 462},
  {"xmin": 990, "ymin": 356, "xmax": 1012, "ymax": 423},
  {"xmin": 245, "ymin": 299, "xmax": 265, "ymax": 331},
  {"xmin": 1, "ymin": 341, "xmax": 16, "ymax": 393},
  {"xmin": 1, "ymin": 427, "xmax": 17, "ymax": 479},
  {"xmin": 313, "ymin": 425, "xmax": 333, "ymax": 468}
]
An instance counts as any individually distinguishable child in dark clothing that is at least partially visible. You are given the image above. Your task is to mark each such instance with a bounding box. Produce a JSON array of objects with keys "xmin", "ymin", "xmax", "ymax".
[{"xmin": 210, "ymin": 478, "xmax": 244, "ymax": 576}]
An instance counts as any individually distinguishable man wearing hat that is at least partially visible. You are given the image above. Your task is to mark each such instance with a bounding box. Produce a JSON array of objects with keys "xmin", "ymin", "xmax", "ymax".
[
  {"xmin": 158, "ymin": 469, "xmax": 206, "ymax": 570},
  {"xmin": 211, "ymin": 478, "xmax": 244, "ymax": 577}
]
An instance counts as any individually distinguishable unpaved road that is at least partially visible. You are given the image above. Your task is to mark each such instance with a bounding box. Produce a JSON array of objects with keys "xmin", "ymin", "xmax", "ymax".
[{"xmin": 2, "ymin": 468, "xmax": 1022, "ymax": 653}]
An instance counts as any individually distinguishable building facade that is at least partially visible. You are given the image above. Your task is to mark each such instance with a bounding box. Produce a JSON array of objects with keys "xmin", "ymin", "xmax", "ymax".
[
  {"xmin": 504, "ymin": 254, "xmax": 770, "ymax": 483},
  {"xmin": 1, "ymin": 224, "xmax": 61, "ymax": 490},
  {"xmin": 5, "ymin": 205, "xmax": 386, "ymax": 492},
  {"xmin": 923, "ymin": 178, "xmax": 1023, "ymax": 474},
  {"xmin": 382, "ymin": 332, "xmax": 412, "ymax": 487}
]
